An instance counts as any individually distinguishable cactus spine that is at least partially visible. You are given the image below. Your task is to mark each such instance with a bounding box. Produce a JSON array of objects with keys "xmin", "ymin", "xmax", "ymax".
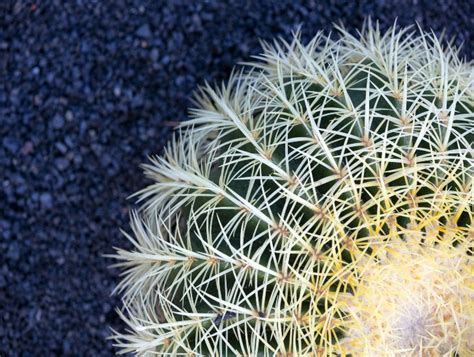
[{"xmin": 112, "ymin": 21, "xmax": 473, "ymax": 356}]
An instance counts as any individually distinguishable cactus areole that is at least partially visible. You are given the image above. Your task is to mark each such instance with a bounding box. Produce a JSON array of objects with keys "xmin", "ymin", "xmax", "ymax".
[{"xmin": 112, "ymin": 22, "xmax": 473, "ymax": 356}]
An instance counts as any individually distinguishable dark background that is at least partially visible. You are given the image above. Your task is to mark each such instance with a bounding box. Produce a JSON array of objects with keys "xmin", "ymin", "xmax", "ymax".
[{"xmin": 0, "ymin": 0, "xmax": 472, "ymax": 355}]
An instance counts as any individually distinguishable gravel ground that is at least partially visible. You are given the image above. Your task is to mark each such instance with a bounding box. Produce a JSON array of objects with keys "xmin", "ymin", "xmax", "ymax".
[{"xmin": 0, "ymin": 0, "xmax": 472, "ymax": 355}]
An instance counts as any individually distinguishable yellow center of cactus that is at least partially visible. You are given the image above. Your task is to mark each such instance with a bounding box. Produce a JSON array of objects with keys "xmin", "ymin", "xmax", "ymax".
[{"xmin": 342, "ymin": 224, "xmax": 473, "ymax": 356}]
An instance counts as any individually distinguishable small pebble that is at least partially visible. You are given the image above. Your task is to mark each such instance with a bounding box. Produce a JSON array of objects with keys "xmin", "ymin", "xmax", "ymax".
[
  {"xmin": 150, "ymin": 48, "xmax": 159, "ymax": 62},
  {"xmin": 20, "ymin": 141, "xmax": 34, "ymax": 155},
  {"xmin": 51, "ymin": 114, "xmax": 65, "ymax": 129},
  {"xmin": 55, "ymin": 142, "xmax": 68, "ymax": 154},
  {"xmin": 136, "ymin": 23, "xmax": 152, "ymax": 38},
  {"xmin": 113, "ymin": 85, "xmax": 121, "ymax": 97},
  {"xmin": 54, "ymin": 157, "xmax": 69, "ymax": 171},
  {"xmin": 3, "ymin": 137, "xmax": 21, "ymax": 154},
  {"xmin": 39, "ymin": 192, "xmax": 53, "ymax": 209},
  {"xmin": 65, "ymin": 110, "xmax": 74, "ymax": 121}
]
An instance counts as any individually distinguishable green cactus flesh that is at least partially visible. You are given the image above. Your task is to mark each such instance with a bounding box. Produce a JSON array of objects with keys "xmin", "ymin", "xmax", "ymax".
[{"xmin": 112, "ymin": 22, "xmax": 473, "ymax": 356}]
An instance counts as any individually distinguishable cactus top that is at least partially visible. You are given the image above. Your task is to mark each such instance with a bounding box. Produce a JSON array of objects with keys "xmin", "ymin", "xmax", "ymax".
[{"xmin": 113, "ymin": 21, "xmax": 473, "ymax": 356}]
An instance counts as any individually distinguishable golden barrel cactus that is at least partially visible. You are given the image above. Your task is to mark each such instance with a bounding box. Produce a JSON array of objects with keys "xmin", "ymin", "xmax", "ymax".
[{"xmin": 112, "ymin": 22, "xmax": 473, "ymax": 356}]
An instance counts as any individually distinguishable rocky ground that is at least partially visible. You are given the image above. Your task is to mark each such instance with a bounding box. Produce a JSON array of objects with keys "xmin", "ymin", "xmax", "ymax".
[{"xmin": 0, "ymin": 0, "xmax": 471, "ymax": 355}]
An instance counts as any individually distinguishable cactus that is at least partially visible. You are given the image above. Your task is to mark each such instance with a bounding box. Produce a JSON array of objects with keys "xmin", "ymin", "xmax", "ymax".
[{"xmin": 112, "ymin": 21, "xmax": 473, "ymax": 356}]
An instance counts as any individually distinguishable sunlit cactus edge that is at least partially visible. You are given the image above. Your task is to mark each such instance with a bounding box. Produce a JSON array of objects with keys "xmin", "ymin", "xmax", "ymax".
[{"xmin": 111, "ymin": 20, "xmax": 473, "ymax": 356}]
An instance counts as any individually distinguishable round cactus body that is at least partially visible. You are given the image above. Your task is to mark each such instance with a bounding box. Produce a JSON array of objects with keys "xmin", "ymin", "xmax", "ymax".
[{"xmin": 113, "ymin": 22, "xmax": 473, "ymax": 356}]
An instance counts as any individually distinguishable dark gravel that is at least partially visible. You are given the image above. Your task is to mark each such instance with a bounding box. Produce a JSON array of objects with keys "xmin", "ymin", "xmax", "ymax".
[{"xmin": 0, "ymin": 0, "xmax": 471, "ymax": 355}]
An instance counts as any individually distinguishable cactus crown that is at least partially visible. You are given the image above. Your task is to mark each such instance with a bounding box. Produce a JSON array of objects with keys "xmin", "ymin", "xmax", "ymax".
[{"xmin": 112, "ymin": 21, "xmax": 473, "ymax": 356}]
